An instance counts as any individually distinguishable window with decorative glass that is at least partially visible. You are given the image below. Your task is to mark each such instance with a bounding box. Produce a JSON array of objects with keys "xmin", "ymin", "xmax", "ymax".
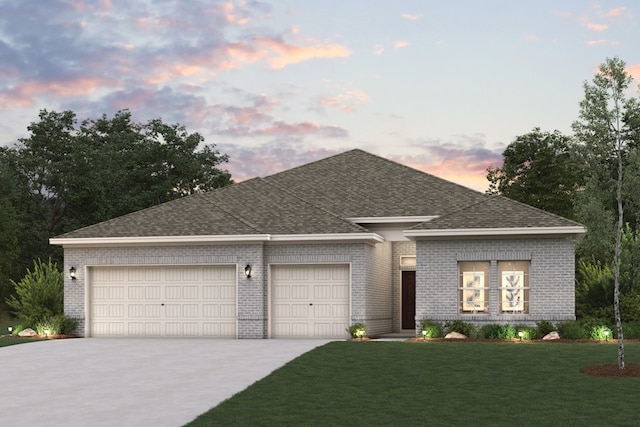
[
  {"xmin": 458, "ymin": 261, "xmax": 490, "ymax": 313},
  {"xmin": 499, "ymin": 261, "xmax": 530, "ymax": 314}
]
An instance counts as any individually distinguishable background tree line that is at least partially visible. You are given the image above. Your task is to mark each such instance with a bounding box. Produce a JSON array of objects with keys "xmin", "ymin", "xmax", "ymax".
[
  {"xmin": 0, "ymin": 110, "xmax": 232, "ymax": 314},
  {"xmin": 487, "ymin": 57, "xmax": 640, "ymax": 364}
]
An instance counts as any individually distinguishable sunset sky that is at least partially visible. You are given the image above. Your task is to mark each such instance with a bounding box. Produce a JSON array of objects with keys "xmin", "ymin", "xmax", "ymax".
[{"xmin": 1, "ymin": 1, "xmax": 639, "ymax": 191}]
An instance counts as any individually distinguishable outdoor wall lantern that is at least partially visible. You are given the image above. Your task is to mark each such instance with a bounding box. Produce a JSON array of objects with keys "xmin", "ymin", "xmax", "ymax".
[
  {"xmin": 69, "ymin": 266, "xmax": 77, "ymax": 280},
  {"xmin": 244, "ymin": 265, "xmax": 252, "ymax": 278}
]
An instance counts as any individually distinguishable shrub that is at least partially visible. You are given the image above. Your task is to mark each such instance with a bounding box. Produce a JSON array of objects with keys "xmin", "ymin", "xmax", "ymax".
[
  {"xmin": 535, "ymin": 320, "xmax": 556, "ymax": 337},
  {"xmin": 589, "ymin": 324, "xmax": 613, "ymax": 340},
  {"xmin": 419, "ymin": 320, "xmax": 443, "ymax": 338},
  {"xmin": 444, "ymin": 320, "xmax": 477, "ymax": 338},
  {"xmin": 346, "ymin": 323, "xmax": 367, "ymax": 339},
  {"xmin": 6, "ymin": 259, "xmax": 64, "ymax": 325},
  {"xmin": 515, "ymin": 325, "xmax": 540, "ymax": 340},
  {"xmin": 621, "ymin": 322, "xmax": 640, "ymax": 339},
  {"xmin": 480, "ymin": 323, "xmax": 516, "ymax": 339},
  {"xmin": 35, "ymin": 315, "xmax": 78, "ymax": 336},
  {"xmin": 557, "ymin": 320, "xmax": 587, "ymax": 339}
]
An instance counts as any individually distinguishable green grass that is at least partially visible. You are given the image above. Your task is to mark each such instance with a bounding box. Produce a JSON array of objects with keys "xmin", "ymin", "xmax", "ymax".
[{"xmin": 186, "ymin": 341, "xmax": 640, "ymax": 427}]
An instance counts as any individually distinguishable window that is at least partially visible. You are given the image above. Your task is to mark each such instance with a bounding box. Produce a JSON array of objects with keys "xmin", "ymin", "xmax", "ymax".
[
  {"xmin": 499, "ymin": 261, "xmax": 530, "ymax": 314},
  {"xmin": 459, "ymin": 261, "xmax": 489, "ymax": 313}
]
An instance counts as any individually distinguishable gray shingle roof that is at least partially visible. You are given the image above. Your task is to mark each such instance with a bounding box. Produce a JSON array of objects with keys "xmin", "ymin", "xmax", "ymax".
[
  {"xmin": 410, "ymin": 195, "xmax": 583, "ymax": 230},
  {"xmin": 54, "ymin": 149, "xmax": 583, "ymax": 240},
  {"xmin": 264, "ymin": 149, "xmax": 487, "ymax": 217}
]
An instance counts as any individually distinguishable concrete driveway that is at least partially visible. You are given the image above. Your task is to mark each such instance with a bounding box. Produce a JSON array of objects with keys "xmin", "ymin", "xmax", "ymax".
[{"xmin": 0, "ymin": 338, "xmax": 331, "ymax": 427}]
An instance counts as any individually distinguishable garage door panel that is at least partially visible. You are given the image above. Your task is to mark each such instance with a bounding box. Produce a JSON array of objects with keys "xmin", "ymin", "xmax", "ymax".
[
  {"xmin": 272, "ymin": 265, "xmax": 350, "ymax": 338},
  {"xmin": 90, "ymin": 266, "xmax": 236, "ymax": 337}
]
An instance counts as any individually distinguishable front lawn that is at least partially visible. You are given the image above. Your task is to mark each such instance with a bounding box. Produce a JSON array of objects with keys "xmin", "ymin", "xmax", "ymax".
[{"xmin": 186, "ymin": 341, "xmax": 640, "ymax": 427}]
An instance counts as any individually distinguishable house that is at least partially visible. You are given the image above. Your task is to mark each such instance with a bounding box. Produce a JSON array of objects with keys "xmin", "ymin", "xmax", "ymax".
[{"xmin": 50, "ymin": 149, "xmax": 585, "ymax": 338}]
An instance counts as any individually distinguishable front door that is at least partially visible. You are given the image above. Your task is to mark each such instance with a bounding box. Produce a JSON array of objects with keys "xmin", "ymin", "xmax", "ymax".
[{"xmin": 402, "ymin": 271, "xmax": 416, "ymax": 330}]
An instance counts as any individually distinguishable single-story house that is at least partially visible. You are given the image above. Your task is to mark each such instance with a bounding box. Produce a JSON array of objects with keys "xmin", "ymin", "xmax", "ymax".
[{"xmin": 50, "ymin": 149, "xmax": 585, "ymax": 338}]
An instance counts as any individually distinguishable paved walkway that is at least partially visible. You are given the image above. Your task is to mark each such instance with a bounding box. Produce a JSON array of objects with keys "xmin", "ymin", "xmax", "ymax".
[{"xmin": 0, "ymin": 338, "xmax": 330, "ymax": 427}]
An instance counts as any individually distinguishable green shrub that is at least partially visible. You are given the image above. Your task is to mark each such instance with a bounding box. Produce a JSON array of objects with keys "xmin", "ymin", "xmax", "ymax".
[
  {"xmin": 480, "ymin": 323, "xmax": 516, "ymax": 339},
  {"xmin": 557, "ymin": 320, "xmax": 587, "ymax": 339},
  {"xmin": 346, "ymin": 323, "xmax": 367, "ymax": 339},
  {"xmin": 535, "ymin": 320, "xmax": 556, "ymax": 337},
  {"xmin": 35, "ymin": 315, "xmax": 78, "ymax": 336},
  {"xmin": 515, "ymin": 325, "xmax": 540, "ymax": 340},
  {"xmin": 419, "ymin": 320, "xmax": 443, "ymax": 338},
  {"xmin": 444, "ymin": 320, "xmax": 477, "ymax": 338},
  {"xmin": 588, "ymin": 324, "xmax": 613, "ymax": 340},
  {"xmin": 621, "ymin": 322, "xmax": 640, "ymax": 339},
  {"xmin": 6, "ymin": 259, "xmax": 64, "ymax": 325}
]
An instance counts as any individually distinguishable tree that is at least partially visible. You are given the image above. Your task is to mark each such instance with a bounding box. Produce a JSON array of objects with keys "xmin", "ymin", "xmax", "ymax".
[
  {"xmin": 573, "ymin": 57, "xmax": 640, "ymax": 369},
  {"xmin": 3, "ymin": 109, "xmax": 233, "ymax": 281},
  {"xmin": 486, "ymin": 128, "xmax": 580, "ymax": 220}
]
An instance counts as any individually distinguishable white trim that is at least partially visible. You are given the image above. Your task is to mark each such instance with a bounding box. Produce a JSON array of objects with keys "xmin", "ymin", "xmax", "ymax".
[
  {"xmin": 50, "ymin": 233, "xmax": 384, "ymax": 247},
  {"xmin": 346, "ymin": 216, "xmax": 438, "ymax": 224},
  {"xmin": 269, "ymin": 233, "xmax": 384, "ymax": 243},
  {"xmin": 404, "ymin": 226, "xmax": 586, "ymax": 238},
  {"xmin": 50, "ymin": 234, "xmax": 271, "ymax": 247}
]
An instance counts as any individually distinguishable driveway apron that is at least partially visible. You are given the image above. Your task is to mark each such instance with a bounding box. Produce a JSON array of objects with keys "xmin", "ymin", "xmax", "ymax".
[{"xmin": 0, "ymin": 338, "xmax": 330, "ymax": 427}]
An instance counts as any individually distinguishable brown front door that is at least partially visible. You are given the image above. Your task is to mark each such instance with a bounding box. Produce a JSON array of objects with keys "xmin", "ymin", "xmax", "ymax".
[{"xmin": 402, "ymin": 271, "xmax": 416, "ymax": 330}]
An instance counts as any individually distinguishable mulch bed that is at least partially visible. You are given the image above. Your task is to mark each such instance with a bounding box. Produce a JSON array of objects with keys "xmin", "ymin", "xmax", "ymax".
[{"xmin": 580, "ymin": 363, "xmax": 640, "ymax": 378}]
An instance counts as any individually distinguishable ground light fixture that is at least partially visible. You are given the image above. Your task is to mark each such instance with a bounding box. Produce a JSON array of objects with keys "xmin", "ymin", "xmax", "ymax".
[
  {"xmin": 69, "ymin": 266, "xmax": 77, "ymax": 280},
  {"xmin": 518, "ymin": 330, "xmax": 524, "ymax": 341},
  {"xmin": 604, "ymin": 329, "xmax": 610, "ymax": 341},
  {"xmin": 44, "ymin": 329, "xmax": 50, "ymax": 338},
  {"xmin": 421, "ymin": 330, "xmax": 428, "ymax": 340},
  {"xmin": 244, "ymin": 265, "xmax": 252, "ymax": 278},
  {"xmin": 8, "ymin": 326, "xmax": 13, "ymax": 335}
]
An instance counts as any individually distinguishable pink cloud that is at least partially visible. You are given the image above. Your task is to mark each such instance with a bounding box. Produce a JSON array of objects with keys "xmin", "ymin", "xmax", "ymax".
[
  {"xmin": 401, "ymin": 13, "xmax": 422, "ymax": 21},
  {"xmin": 606, "ymin": 7, "xmax": 628, "ymax": 18},
  {"xmin": 587, "ymin": 22, "xmax": 608, "ymax": 32},
  {"xmin": 318, "ymin": 89, "xmax": 369, "ymax": 112},
  {"xmin": 395, "ymin": 41, "xmax": 409, "ymax": 49},
  {"xmin": 0, "ymin": 77, "xmax": 113, "ymax": 110},
  {"xmin": 374, "ymin": 45, "xmax": 384, "ymax": 55},
  {"xmin": 628, "ymin": 64, "xmax": 640, "ymax": 82},
  {"xmin": 254, "ymin": 36, "xmax": 350, "ymax": 69},
  {"xmin": 587, "ymin": 39, "xmax": 607, "ymax": 46}
]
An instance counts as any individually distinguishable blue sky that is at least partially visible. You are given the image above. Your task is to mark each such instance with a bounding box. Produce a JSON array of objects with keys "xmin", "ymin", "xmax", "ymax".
[{"xmin": 1, "ymin": 1, "xmax": 638, "ymax": 191}]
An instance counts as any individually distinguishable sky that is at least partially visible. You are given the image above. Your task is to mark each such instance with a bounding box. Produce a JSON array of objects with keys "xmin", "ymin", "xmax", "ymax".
[{"xmin": 1, "ymin": 1, "xmax": 639, "ymax": 192}]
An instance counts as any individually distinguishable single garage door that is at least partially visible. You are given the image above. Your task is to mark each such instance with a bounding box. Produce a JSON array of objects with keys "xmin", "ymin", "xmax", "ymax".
[
  {"xmin": 90, "ymin": 265, "xmax": 236, "ymax": 337},
  {"xmin": 271, "ymin": 264, "xmax": 350, "ymax": 338}
]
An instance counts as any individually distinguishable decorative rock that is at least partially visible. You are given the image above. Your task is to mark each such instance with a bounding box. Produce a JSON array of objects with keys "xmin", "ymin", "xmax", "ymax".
[
  {"xmin": 542, "ymin": 331, "xmax": 560, "ymax": 340},
  {"xmin": 445, "ymin": 331, "xmax": 467, "ymax": 339},
  {"xmin": 18, "ymin": 328, "xmax": 38, "ymax": 337}
]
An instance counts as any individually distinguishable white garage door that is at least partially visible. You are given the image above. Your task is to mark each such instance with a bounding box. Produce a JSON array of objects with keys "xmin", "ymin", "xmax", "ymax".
[
  {"xmin": 271, "ymin": 265, "xmax": 350, "ymax": 338},
  {"xmin": 90, "ymin": 266, "xmax": 237, "ymax": 337}
]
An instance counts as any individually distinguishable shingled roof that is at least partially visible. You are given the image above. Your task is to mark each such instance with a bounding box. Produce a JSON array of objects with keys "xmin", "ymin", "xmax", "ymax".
[{"xmin": 52, "ymin": 149, "xmax": 585, "ymax": 242}]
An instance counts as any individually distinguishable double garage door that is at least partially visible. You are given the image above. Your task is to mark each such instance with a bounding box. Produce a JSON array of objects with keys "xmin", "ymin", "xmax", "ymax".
[
  {"xmin": 90, "ymin": 266, "xmax": 237, "ymax": 337},
  {"xmin": 89, "ymin": 264, "xmax": 350, "ymax": 338}
]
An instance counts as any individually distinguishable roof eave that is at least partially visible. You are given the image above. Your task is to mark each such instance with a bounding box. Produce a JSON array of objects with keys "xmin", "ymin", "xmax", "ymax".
[
  {"xmin": 403, "ymin": 226, "xmax": 587, "ymax": 239},
  {"xmin": 50, "ymin": 232, "xmax": 384, "ymax": 248}
]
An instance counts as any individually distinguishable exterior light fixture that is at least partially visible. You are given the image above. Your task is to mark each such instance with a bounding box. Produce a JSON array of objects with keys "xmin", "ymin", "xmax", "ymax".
[
  {"xmin": 244, "ymin": 265, "xmax": 252, "ymax": 278},
  {"xmin": 421, "ymin": 330, "xmax": 428, "ymax": 340},
  {"xmin": 44, "ymin": 329, "xmax": 50, "ymax": 338},
  {"xmin": 604, "ymin": 329, "xmax": 610, "ymax": 341},
  {"xmin": 8, "ymin": 326, "xmax": 13, "ymax": 335},
  {"xmin": 518, "ymin": 330, "xmax": 524, "ymax": 341},
  {"xmin": 69, "ymin": 266, "xmax": 77, "ymax": 280}
]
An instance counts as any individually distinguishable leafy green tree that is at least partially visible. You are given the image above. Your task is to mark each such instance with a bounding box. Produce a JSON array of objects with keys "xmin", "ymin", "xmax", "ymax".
[
  {"xmin": 4, "ymin": 109, "xmax": 233, "ymax": 270},
  {"xmin": 6, "ymin": 259, "xmax": 64, "ymax": 325},
  {"xmin": 573, "ymin": 57, "xmax": 640, "ymax": 369},
  {"xmin": 486, "ymin": 128, "xmax": 580, "ymax": 220}
]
